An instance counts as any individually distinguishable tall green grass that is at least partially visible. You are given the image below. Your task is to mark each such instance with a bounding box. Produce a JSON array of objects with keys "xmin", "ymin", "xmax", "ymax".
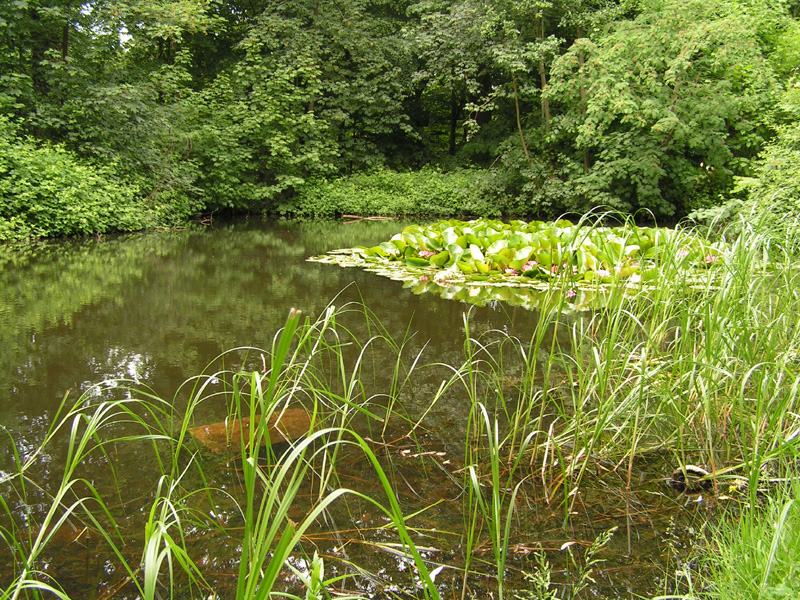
[
  {"xmin": 0, "ymin": 304, "xmax": 443, "ymax": 599},
  {"xmin": 703, "ymin": 478, "xmax": 800, "ymax": 600},
  {"xmin": 538, "ymin": 215, "xmax": 800, "ymax": 504},
  {"xmin": 3, "ymin": 212, "xmax": 800, "ymax": 599},
  {"xmin": 416, "ymin": 211, "xmax": 800, "ymax": 597},
  {"xmin": 654, "ymin": 478, "xmax": 800, "ymax": 600}
]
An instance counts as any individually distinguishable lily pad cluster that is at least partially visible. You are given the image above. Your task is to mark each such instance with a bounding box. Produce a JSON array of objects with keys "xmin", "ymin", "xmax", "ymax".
[
  {"xmin": 355, "ymin": 218, "xmax": 722, "ymax": 283},
  {"xmin": 310, "ymin": 218, "xmax": 724, "ymax": 310}
]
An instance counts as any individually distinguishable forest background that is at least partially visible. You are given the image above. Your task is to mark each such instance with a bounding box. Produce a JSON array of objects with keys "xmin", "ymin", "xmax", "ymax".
[{"xmin": 1, "ymin": 0, "xmax": 800, "ymax": 241}]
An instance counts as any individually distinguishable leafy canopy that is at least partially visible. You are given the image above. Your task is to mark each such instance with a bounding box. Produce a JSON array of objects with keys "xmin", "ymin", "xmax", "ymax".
[{"xmin": 547, "ymin": 0, "xmax": 779, "ymax": 216}]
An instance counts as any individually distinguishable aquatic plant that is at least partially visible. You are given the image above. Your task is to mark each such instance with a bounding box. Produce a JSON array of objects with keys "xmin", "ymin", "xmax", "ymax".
[
  {"xmin": 0, "ymin": 305, "xmax": 443, "ymax": 600},
  {"xmin": 701, "ymin": 478, "xmax": 800, "ymax": 600},
  {"xmin": 414, "ymin": 212, "xmax": 800, "ymax": 597},
  {"xmin": 540, "ymin": 214, "xmax": 800, "ymax": 512},
  {"xmin": 310, "ymin": 216, "xmax": 725, "ymax": 310},
  {"xmin": 465, "ymin": 402, "xmax": 536, "ymax": 600}
]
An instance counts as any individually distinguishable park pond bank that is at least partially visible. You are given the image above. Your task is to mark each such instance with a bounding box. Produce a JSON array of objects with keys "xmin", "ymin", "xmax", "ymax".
[{"xmin": 2, "ymin": 218, "xmax": 797, "ymax": 599}]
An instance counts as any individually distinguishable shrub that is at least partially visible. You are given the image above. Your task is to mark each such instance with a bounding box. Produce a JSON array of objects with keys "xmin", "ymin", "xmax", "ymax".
[
  {"xmin": 0, "ymin": 118, "xmax": 153, "ymax": 241},
  {"xmin": 744, "ymin": 120, "xmax": 800, "ymax": 246},
  {"xmin": 283, "ymin": 167, "xmax": 487, "ymax": 219}
]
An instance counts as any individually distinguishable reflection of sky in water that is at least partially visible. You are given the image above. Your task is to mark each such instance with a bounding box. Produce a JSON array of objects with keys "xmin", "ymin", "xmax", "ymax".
[{"xmin": 82, "ymin": 347, "xmax": 154, "ymax": 387}]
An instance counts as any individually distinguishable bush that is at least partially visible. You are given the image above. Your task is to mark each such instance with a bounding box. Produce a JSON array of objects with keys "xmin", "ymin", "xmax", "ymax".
[
  {"xmin": 546, "ymin": 0, "xmax": 778, "ymax": 218},
  {"xmin": 472, "ymin": 140, "xmax": 587, "ymax": 219},
  {"xmin": 283, "ymin": 167, "xmax": 489, "ymax": 219},
  {"xmin": 0, "ymin": 119, "xmax": 154, "ymax": 241},
  {"xmin": 744, "ymin": 120, "xmax": 800, "ymax": 243}
]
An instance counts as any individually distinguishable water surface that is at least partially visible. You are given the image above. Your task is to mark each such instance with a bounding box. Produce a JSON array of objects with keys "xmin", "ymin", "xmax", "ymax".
[{"xmin": 0, "ymin": 219, "xmax": 698, "ymax": 598}]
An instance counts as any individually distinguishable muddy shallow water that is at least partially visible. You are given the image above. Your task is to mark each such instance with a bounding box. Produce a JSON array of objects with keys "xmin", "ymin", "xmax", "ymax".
[{"xmin": 0, "ymin": 219, "xmax": 708, "ymax": 598}]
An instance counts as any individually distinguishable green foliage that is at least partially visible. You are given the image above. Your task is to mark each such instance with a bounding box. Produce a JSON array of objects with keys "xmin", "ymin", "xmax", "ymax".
[
  {"xmin": 311, "ymin": 216, "xmax": 729, "ymax": 312},
  {"xmin": 547, "ymin": 0, "xmax": 780, "ymax": 217},
  {"xmin": 227, "ymin": 0, "xmax": 416, "ymax": 175},
  {"xmin": 770, "ymin": 18, "xmax": 800, "ymax": 79},
  {"xmin": 743, "ymin": 119, "xmax": 800, "ymax": 245},
  {"xmin": 472, "ymin": 138, "xmax": 585, "ymax": 218},
  {"xmin": 44, "ymin": 48, "xmax": 207, "ymax": 220},
  {"xmin": 189, "ymin": 51, "xmax": 336, "ymax": 212},
  {"xmin": 0, "ymin": 119, "xmax": 153, "ymax": 241},
  {"xmin": 466, "ymin": 402, "xmax": 536, "ymax": 600},
  {"xmin": 515, "ymin": 551, "xmax": 558, "ymax": 600},
  {"xmin": 408, "ymin": 0, "xmax": 494, "ymax": 157},
  {"xmin": 286, "ymin": 168, "xmax": 484, "ymax": 218},
  {"xmin": 1, "ymin": 0, "xmax": 797, "ymax": 234},
  {"xmin": 316, "ymin": 216, "xmax": 724, "ymax": 288},
  {"xmin": 703, "ymin": 480, "xmax": 800, "ymax": 600}
]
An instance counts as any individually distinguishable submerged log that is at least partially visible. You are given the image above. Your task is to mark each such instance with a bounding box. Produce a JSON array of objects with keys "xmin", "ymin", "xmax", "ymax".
[{"xmin": 189, "ymin": 408, "xmax": 311, "ymax": 453}]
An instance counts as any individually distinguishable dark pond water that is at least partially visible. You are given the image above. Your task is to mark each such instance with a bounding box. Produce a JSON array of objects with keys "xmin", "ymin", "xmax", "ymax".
[{"xmin": 0, "ymin": 219, "xmax": 703, "ymax": 598}]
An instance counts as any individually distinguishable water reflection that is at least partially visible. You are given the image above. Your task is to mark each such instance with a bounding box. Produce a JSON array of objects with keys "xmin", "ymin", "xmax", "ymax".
[
  {"xmin": 1, "ymin": 220, "xmax": 544, "ymax": 430},
  {"xmin": 0, "ymin": 218, "xmax": 678, "ymax": 599}
]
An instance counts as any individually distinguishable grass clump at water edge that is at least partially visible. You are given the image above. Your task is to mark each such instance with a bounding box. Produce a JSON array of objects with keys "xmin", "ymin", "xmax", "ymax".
[{"xmin": 0, "ymin": 305, "xmax": 445, "ymax": 599}]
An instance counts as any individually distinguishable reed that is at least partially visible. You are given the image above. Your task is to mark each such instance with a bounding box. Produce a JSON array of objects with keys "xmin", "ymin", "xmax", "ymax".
[
  {"xmin": 3, "ymin": 211, "xmax": 800, "ymax": 599},
  {"xmin": 1, "ymin": 389, "xmax": 182, "ymax": 600},
  {"xmin": 534, "ymin": 215, "xmax": 800, "ymax": 507},
  {"xmin": 692, "ymin": 477, "xmax": 800, "ymax": 600},
  {"xmin": 435, "ymin": 211, "xmax": 800, "ymax": 597},
  {"xmin": 1, "ymin": 304, "xmax": 444, "ymax": 600}
]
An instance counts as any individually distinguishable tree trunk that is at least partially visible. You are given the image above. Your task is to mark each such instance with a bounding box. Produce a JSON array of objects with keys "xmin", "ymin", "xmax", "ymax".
[
  {"xmin": 577, "ymin": 27, "xmax": 589, "ymax": 173},
  {"xmin": 537, "ymin": 15, "xmax": 550, "ymax": 134},
  {"xmin": 513, "ymin": 75, "xmax": 531, "ymax": 163},
  {"xmin": 61, "ymin": 23, "xmax": 68, "ymax": 60},
  {"xmin": 449, "ymin": 85, "xmax": 459, "ymax": 156}
]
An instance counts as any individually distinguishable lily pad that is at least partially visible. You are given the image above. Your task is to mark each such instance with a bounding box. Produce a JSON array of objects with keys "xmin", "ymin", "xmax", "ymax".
[{"xmin": 309, "ymin": 218, "xmax": 725, "ymax": 311}]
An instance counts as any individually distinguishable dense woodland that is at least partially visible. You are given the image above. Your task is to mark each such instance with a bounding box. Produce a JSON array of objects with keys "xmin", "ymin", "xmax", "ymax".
[{"xmin": 1, "ymin": 0, "xmax": 800, "ymax": 240}]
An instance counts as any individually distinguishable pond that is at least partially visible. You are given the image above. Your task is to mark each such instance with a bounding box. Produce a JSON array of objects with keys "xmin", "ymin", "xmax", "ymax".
[{"xmin": 1, "ymin": 219, "xmax": 704, "ymax": 599}]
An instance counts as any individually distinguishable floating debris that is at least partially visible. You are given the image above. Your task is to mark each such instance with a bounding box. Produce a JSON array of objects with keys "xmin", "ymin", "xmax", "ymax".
[{"xmin": 670, "ymin": 464, "xmax": 712, "ymax": 493}]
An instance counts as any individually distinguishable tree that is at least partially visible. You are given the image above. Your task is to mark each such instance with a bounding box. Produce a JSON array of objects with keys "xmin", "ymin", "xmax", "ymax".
[
  {"xmin": 407, "ymin": 0, "xmax": 493, "ymax": 158},
  {"xmin": 547, "ymin": 0, "xmax": 780, "ymax": 216},
  {"xmin": 0, "ymin": 0, "xmax": 92, "ymax": 120},
  {"xmin": 0, "ymin": 117, "xmax": 148, "ymax": 240}
]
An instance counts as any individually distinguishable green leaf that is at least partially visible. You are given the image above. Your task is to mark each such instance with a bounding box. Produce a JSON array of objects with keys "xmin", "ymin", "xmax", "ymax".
[
  {"xmin": 469, "ymin": 244, "xmax": 485, "ymax": 262},
  {"xmin": 430, "ymin": 251, "xmax": 450, "ymax": 267},
  {"xmin": 405, "ymin": 257, "xmax": 430, "ymax": 267}
]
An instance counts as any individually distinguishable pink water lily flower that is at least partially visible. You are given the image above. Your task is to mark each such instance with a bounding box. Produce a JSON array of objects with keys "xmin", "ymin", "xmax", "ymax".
[
  {"xmin": 505, "ymin": 268, "xmax": 518, "ymax": 275},
  {"xmin": 418, "ymin": 249, "xmax": 435, "ymax": 258},
  {"xmin": 566, "ymin": 289, "xmax": 576, "ymax": 299},
  {"xmin": 523, "ymin": 260, "xmax": 537, "ymax": 271}
]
